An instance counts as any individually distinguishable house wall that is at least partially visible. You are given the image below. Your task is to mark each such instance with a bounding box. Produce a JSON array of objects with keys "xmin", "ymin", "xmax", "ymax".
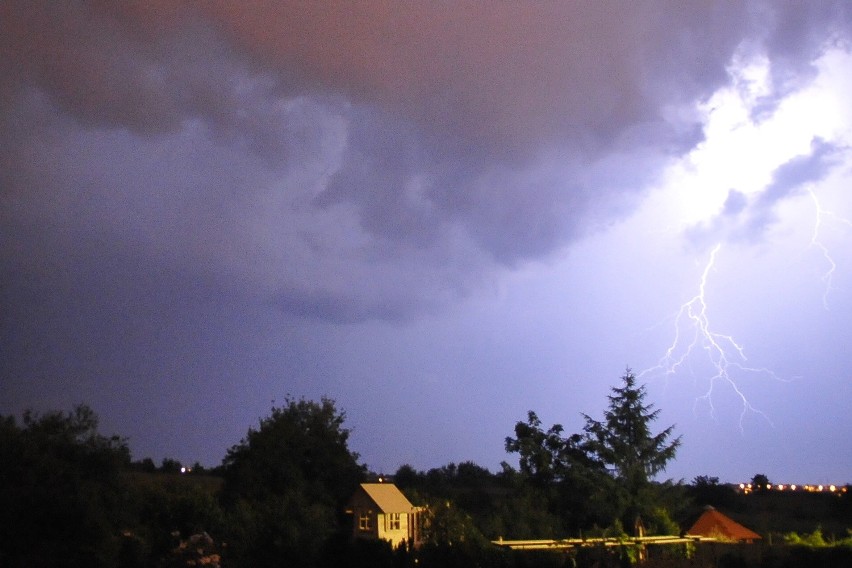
[
  {"xmin": 377, "ymin": 512, "xmax": 410, "ymax": 548},
  {"xmin": 349, "ymin": 490, "xmax": 379, "ymax": 540},
  {"xmin": 347, "ymin": 486, "xmax": 425, "ymax": 548}
]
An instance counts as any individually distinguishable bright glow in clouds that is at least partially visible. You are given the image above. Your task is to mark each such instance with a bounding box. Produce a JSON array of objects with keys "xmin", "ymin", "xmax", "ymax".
[
  {"xmin": 2, "ymin": 4, "xmax": 851, "ymax": 483},
  {"xmin": 633, "ymin": 44, "xmax": 852, "ymax": 428},
  {"xmin": 661, "ymin": 47, "xmax": 850, "ymax": 227}
]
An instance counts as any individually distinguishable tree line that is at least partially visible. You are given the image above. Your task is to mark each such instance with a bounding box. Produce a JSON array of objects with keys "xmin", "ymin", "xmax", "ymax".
[{"xmin": 2, "ymin": 369, "xmax": 844, "ymax": 567}]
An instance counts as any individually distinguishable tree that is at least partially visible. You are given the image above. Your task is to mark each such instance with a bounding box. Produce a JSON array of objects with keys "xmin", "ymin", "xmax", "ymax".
[
  {"xmin": 505, "ymin": 411, "xmax": 610, "ymax": 532},
  {"xmin": 160, "ymin": 457, "xmax": 183, "ymax": 474},
  {"xmin": 504, "ymin": 411, "xmax": 567, "ymax": 486},
  {"xmin": 420, "ymin": 499, "xmax": 488, "ymax": 547},
  {"xmin": 219, "ymin": 397, "xmax": 365, "ymax": 567},
  {"xmin": 0, "ymin": 404, "xmax": 130, "ymax": 567},
  {"xmin": 689, "ymin": 475, "xmax": 737, "ymax": 510},
  {"xmin": 583, "ymin": 369, "xmax": 681, "ymax": 530},
  {"xmin": 751, "ymin": 473, "xmax": 771, "ymax": 492}
]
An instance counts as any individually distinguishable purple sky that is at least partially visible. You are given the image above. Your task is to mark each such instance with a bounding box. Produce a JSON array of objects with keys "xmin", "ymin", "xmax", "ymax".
[{"xmin": 2, "ymin": 2, "xmax": 851, "ymax": 485}]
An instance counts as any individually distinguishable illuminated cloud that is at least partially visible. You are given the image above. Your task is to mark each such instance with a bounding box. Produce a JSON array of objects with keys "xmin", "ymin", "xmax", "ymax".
[
  {"xmin": 4, "ymin": 2, "xmax": 848, "ymax": 321},
  {"xmin": 1, "ymin": 2, "xmax": 851, "ymax": 481}
]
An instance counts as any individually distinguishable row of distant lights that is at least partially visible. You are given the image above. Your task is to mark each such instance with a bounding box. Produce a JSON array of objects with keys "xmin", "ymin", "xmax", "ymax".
[{"xmin": 739, "ymin": 483, "xmax": 847, "ymax": 494}]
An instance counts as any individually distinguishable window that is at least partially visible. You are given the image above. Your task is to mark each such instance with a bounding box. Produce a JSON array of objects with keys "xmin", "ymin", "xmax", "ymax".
[
  {"xmin": 388, "ymin": 513, "xmax": 401, "ymax": 530},
  {"xmin": 359, "ymin": 511, "xmax": 372, "ymax": 530}
]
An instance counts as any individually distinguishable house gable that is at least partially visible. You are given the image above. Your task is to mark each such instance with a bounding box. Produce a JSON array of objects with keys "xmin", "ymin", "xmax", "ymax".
[{"xmin": 347, "ymin": 483, "xmax": 423, "ymax": 548}]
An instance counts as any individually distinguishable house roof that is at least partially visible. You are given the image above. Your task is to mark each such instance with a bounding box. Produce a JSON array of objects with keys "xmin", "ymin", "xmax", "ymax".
[
  {"xmin": 357, "ymin": 483, "xmax": 415, "ymax": 513},
  {"xmin": 687, "ymin": 506, "xmax": 761, "ymax": 541}
]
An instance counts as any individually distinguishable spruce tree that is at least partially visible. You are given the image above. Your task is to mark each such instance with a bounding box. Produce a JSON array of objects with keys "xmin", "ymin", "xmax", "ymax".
[{"xmin": 582, "ymin": 369, "xmax": 681, "ymax": 531}]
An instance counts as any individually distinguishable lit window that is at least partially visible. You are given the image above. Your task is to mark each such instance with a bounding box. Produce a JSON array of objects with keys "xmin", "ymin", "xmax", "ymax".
[
  {"xmin": 388, "ymin": 513, "xmax": 401, "ymax": 530},
  {"xmin": 359, "ymin": 512, "xmax": 372, "ymax": 530}
]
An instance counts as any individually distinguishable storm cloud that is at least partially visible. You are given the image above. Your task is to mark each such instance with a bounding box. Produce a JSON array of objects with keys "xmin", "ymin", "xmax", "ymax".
[
  {"xmin": 2, "ymin": 2, "xmax": 851, "ymax": 479},
  {"xmin": 4, "ymin": 2, "xmax": 846, "ymax": 322}
]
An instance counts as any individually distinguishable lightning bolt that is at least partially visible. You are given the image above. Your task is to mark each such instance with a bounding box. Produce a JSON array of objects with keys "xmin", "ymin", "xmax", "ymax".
[
  {"xmin": 807, "ymin": 186, "xmax": 852, "ymax": 309},
  {"xmin": 640, "ymin": 244, "xmax": 779, "ymax": 431}
]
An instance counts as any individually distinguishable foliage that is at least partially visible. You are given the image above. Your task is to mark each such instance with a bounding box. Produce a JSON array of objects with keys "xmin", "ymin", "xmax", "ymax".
[
  {"xmin": 504, "ymin": 411, "xmax": 569, "ymax": 486},
  {"xmin": 646, "ymin": 506, "xmax": 681, "ymax": 537},
  {"xmin": 219, "ymin": 396, "xmax": 365, "ymax": 567},
  {"xmin": 582, "ymin": 369, "xmax": 681, "ymax": 484},
  {"xmin": 582, "ymin": 368, "xmax": 681, "ymax": 528},
  {"xmin": 0, "ymin": 405, "xmax": 130, "ymax": 567},
  {"xmin": 420, "ymin": 498, "xmax": 489, "ymax": 547},
  {"xmin": 130, "ymin": 456, "xmax": 158, "ymax": 472},
  {"xmin": 222, "ymin": 397, "xmax": 364, "ymax": 504},
  {"xmin": 484, "ymin": 483, "xmax": 565, "ymax": 540},
  {"xmin": 784, "ymin": 526, "xmax": 828, "ymax": 547},
  {"xmin": 751, "ymin": 473, "xmax": 771, "ymax": 491},
  {"xmin": 395, "ymin": 461, "xmax": 568, "ymax": 540},
  {"xmin": 124, "ymin": 472, "xmax": 225, "ymax": 561},
  {"xmin": 160, "ymin": 457, "xmax": 183, "ymax": 474},
  {"xmin": 505, "ymin": 410, "xmax": 612, "ymax": 532},
  {"xmin": 504, "ymin": 369, "xmax": 682, "ymax": 534},
  {"xmin": 687, "ymin": 475, "xmax": 739, "ymax": 517},
  {"xmin": 774, "ymin": 529, "xmax": 852, "ymax": 568},
  {"xmin": 6, "ymin": 396, "xmax": 852, "ymax": 567}
]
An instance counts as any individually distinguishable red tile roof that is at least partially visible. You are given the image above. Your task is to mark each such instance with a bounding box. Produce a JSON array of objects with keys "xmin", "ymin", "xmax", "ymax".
[{"xmin": 687, "ymin": 507, "xmax": 761, "ymax": 541}]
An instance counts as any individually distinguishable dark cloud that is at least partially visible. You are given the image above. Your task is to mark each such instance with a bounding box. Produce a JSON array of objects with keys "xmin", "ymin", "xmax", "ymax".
[
  {"xmin": 2, "ymin": 1, "xmax": 849, "ymax": 325},
  {"xmin": 2, "ymin": 1, "xmax": 851, "ymax": 480},
  {"xmin": 202, "ymin": 2, "xmax": 753, "ymax": 158},
  {"xmin": 740, "ymin": 2, "xmax": 852, "ymax": 121},
  {"xmin": 759, "ymin": 2, "xmax": 852, "ymax": 87}
]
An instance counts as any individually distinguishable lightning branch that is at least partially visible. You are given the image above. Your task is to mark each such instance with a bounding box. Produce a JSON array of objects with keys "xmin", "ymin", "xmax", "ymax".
[{"xmin": 640, "ymin": 244, "xmax": 780, "ymax": 432}]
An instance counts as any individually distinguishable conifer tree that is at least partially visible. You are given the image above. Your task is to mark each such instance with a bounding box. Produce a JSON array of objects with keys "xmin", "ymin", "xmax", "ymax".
[
  {"xmin": 583, "ymin": 369, "xmax": 680, "ymax": 482},
  {"xmin": 582, "ymin": 369, "xmax": 681, "ymax": 530}
]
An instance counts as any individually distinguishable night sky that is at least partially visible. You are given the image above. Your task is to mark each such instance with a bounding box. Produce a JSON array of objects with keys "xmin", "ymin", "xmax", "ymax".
[{"xmin": 2, "ymin": 2, "xmax": 851, "ymax": 485}]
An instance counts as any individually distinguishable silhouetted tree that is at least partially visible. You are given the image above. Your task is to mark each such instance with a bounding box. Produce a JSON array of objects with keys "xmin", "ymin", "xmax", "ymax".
[
  {"xmin": 505, "ymin": 411, "xmax": 611, "ymax": 532},
  {"xmin": 751, "ymin": 473, "xmax": 771, "ymax": 491},
  {"xmin": 456, "ymin": 461, "xmax": 492, "ymax": 486},
  {"xmin": 583, "ymin": 369, "xmax": 681, "ymax": 531},
  {"xmin": 125, "ymin": 474, "xmax": 225, "ymax": 562},
  {"xmin": 219, "ymin": 397, "xmax": 365, "ymax": 567},
  {"xmin": 160, "ymin": 457, "xmax": 183, "ymax": 473},
  {"xmin": 394, "ymin": 463, "xmax": 421, "ymax": 489},
  {"xmin": 505, "ymin": 411, "xmax": 567, "ymax": 486},
  {"xmin": 421, "ymin": 498, "xmax": 488, "ymax": 547},
  {"xmin": 131, "ymin": 457, "xmax": 157, "ymax": 472},
  {"xmin": 689, "ymin": 475, "xmax": 738, "ymax": 510},
  {"xmin": 0, "ymin": 404, "xmax": 130, "ymax": 567}
]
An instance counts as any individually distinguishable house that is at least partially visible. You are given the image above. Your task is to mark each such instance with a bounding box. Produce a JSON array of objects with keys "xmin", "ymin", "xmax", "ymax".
[
  {"xmin": 686, "ymin": 506, "xmax": 762, "ymax": 543},
  {"xmin": 346, "ymin": 483, "xmax": 425, "ymax": 548}
]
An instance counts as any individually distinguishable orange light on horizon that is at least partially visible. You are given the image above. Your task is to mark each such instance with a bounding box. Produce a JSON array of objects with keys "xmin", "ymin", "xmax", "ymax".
[{"xmin": 737, "ymin": 482, "xmax": 848, "ymax": 494}]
